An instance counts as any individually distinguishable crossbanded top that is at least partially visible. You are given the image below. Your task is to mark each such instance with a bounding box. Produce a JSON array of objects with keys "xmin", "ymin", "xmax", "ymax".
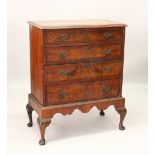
[{"xmin": 28, "ymin": 19, "xmax": 127, "ymax": 29}]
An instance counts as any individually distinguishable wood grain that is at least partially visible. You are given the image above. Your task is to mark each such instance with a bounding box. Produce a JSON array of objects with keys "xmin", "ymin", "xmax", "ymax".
[
  {"xmin": 28, "ymin": 94, "xmax": 125, "ymax": 119},
  {"xmin": 44, "ymin": 60, "xmax": 122, "ymax": 84},
  {"xmin": 27, "ymin": 21, "xmax": 127, "ymax": 145},
  {"xmin": 44, "ymin": 28, "xmax": 123, "ymax": 46},
  {"xmin": 45, "ymin": 43, "xmax": 122, "ymax": 64},
  {"xmin": 29, "ymin": 25, "xmax": 44, "ymax": 104},
  {"xmin": 46, "ymin": 78, "xmax": 120, "ymax": 105}
]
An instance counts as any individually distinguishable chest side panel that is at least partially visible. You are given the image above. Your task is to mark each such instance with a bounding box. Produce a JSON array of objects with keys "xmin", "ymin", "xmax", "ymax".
[
  {"xmin": 30, "ymin": 25, "xmax": 44, "ymax": 104},
  {"xmin": 119, "ymin": 27, "xmax": 125, "ymax": 96}
]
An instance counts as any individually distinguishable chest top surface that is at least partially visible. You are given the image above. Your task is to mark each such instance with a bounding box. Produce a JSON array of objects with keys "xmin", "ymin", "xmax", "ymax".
[{"xmin": 28, "ymin": 19, "xmax": 127, "ymax": 29}]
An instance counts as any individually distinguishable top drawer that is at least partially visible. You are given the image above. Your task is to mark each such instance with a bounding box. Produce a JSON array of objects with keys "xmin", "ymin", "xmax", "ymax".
[{"xmin": 44, "ymin": 28, "xmax": 123, "ymax": 46}]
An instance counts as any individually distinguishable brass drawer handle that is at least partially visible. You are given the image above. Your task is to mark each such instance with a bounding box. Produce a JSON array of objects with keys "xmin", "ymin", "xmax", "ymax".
[
  {"xmin": 58, "ymin": 67, "xmax": 77, "ymax": 78},
  {"xmin": 102, "ymin": 66, "xmax": 111, "ymax": 72},
  {"xmin": 103, "ymin": 49, "xmax": 112, "ymax": 55},
  {"xmin": 58, "ymin": 92, "xmax": 66, "ymax": 99},
  {"xmin": 102, "ymin": 32, "xmax": 112, "ymax": 39},
  {"xmin": 59, "ymin": 71, "xmax": 71, "ymax": 77},
  {"xmin": 102, "ymin": 86, "xmax": 110, "ymax": 94},
  {"xmin": 58, "ymin": 34, "xmax": 70, "ymax": 41},
  {"xmin": 59, "ymin": 51, "xmax": 69, "ymax": 59}
]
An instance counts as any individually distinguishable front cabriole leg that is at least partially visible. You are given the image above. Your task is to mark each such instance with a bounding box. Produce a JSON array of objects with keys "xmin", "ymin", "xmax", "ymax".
[
  {"xmin": 114, "ymin": 106, "xmax": 127, "ymax": 130},
  {"xmin": 37, "ymin": 117, "xmax": 51, "ymax": 145}
]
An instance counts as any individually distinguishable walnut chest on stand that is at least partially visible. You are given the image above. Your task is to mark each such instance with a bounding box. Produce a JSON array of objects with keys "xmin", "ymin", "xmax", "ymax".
[{"xmin": 26, "ymin": 20, "xmax": 127, "ymax": 145}]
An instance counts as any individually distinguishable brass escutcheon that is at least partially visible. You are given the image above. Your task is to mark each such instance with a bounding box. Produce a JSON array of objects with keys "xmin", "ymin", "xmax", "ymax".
[
  {"xmin": 58, "ymin": 34, "xmax": 70, "ymax": 41},
  {"xmin": 102, "ymin": 66, "xmax": 111, "ymax": 72},
  {"xmin": 102, "ymin": 32, "xmax": 112, "ymax": 39},
  {"xmin": 102, "ymin": 86, "xmax": 110, "ymax": 94},
  {"xmin": 59, "ymin": 51, "xmax": 68, "ymax": 59},
  {"xmin": 103, "ymin": 49, "xmax": 112, "ymax": 55},
  {"xmin": 58, "ymin": 92, "xmax": 66, "ymax": 99}
]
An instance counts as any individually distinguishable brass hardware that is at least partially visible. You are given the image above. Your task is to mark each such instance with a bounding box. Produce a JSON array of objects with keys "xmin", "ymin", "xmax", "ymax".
[
  {"xmin": 102, "ymin": 86, "xmax": 110, "ymax": 94},
  {"xmin": 59, "ymin": 51, "xmax": 68, "ymax": 59},
  {"xmin": 59, "ymin": 71, "xmax": 71, "ymax": 77},
  {"xmin": 58, "ymin": 34, "xmax": 70, "ymax": 41},
  {"xmin": 102, "ymin": 66, "xmax": 111, "ymax": 72},
  {"xmin": 102, "ymin": 32, "xmax": 112, "ymax": 39},
  {"xmin": 58, "ymin": 67, "xmax": 77, "ymax": 78},
  {"xmin": 58, "ymin": 92, "xmax": 65, "ymax": 99},
  {"xmin": 103, "ymin": 49, "xmax": 111, "ymax": 55}
]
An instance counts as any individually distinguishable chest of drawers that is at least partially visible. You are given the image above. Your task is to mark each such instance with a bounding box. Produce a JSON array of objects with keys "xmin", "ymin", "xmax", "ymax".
[{"xmin": 26, "ymin": 20, "xmax": 127, "ymax": 145}]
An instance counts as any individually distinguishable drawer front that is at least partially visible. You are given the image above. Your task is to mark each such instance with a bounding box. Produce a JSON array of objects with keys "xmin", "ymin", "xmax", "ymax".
[
  {"xmin": 44, "ymin": 28, "xmax": 123, "ymax": 46},
  {"xmin": 46, "ymin": 44, "xmax": 122, "ymax": 64},
  {"xmin": 44, "ymin": 61, "xmax": 122, "ymax": 84},
  {"xmin": 46, "ymin": 79, "xmax": 120, "ymax": 105}
]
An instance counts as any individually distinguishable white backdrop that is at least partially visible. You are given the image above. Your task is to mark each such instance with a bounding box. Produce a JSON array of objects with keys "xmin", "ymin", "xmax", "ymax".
[
  {"xmin": 8, "ymin": 0, "xmax": 147, "ymax": 84},
  {"xmin": 7, "ymin": 0, "xmax": 147, "ymax": 155}
]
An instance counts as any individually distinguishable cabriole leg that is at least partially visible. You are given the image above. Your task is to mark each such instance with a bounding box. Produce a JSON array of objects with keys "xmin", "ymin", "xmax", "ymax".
[
  {"xmin": 37, "ymin": 117, "xmax": 51, "ymax": 145},
  {"xmin": 115, "ymin": 106, "xmax": 127, "ymax": 130},
  {"xmin": 26, "ymin": 103, "xmax": 33, "ymax": 127}
]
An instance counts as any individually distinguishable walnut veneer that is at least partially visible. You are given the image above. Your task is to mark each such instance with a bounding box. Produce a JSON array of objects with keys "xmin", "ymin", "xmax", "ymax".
[{"xmin": 26, "ymin": 20, "xmax": 127, "ymax": 145}]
